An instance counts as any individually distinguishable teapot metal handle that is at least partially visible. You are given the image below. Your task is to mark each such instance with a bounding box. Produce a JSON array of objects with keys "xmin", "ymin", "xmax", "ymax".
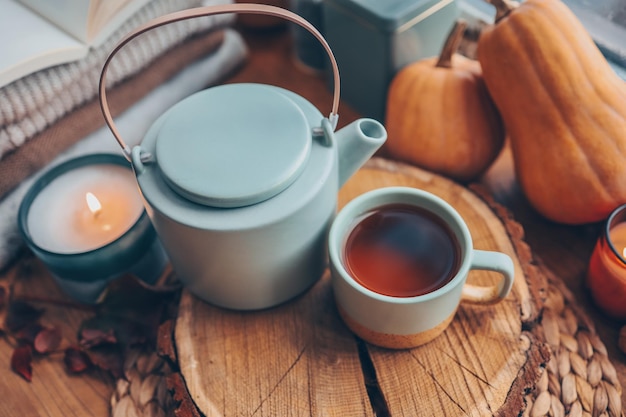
[{"xmin": 98, "ymin": 3, "xmax": 341, "ymax": 160}]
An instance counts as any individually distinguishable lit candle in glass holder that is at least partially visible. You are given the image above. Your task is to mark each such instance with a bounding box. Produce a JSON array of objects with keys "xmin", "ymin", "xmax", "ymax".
[
  {"xmin": 586, "ymin": 204, "xmax": 626, "ymax": 320},
  {"xmin": 18, "ymin": 154, "xmax": 168, "ymax": 304}
]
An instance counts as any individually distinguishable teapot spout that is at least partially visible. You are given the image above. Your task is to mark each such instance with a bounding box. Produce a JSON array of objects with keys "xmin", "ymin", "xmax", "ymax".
[{"xmin": 332, "ymin": 118, "xmax": 386, "ymax": 187}]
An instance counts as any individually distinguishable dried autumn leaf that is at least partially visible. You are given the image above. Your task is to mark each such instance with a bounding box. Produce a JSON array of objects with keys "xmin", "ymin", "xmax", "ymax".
[
  {"xmin": 113, "ymin": 320, "xmax": 152, "ymax": 347},
  {"xmin": 81, "ymin": 311, "xmax": 154, "ymax": 349},
  {"xmin": 0, "ymin": 268, "xmax": 17, "ymax": 333},
  {"xmin": 0, "ymin": 286, "xmax": 6, "ymax": 310},
  {"xmin": 64, "ymin": 346, "xmax": 92, "ymax": 374},
  {"xmin": 87, "ymin": 344, "xmax": 124, "ymax": 378},
  {"xmin": 68, "ymin": 275, "xmax": 176, "ymax": 382},
  {"xmin": 11, "ymin": 345, "xmax": 33, "ymax": 382},
  {"xmin": 14, "ymin": 323, "xmax": 44, "ymax": 346},
  {"xmin": 80, "ymin": 327, "xmax": 117, "ymax": 348},
  {"xmin": 97, "ymin": 277, "xmax": 171, "ymax": 343},
  {"xmin": 5, "ymin": 301, "xmax": 44, "ymax": 332},
  {"xmin": 34, "ymin": 326, "xmax": 62, "ymax": 354}
]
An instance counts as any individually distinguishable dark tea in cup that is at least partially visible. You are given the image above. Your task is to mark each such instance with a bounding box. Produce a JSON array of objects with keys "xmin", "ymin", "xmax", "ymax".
[
  {"xmin": 342, "ymin": 203, "xmax": 461, "ymax": 297},
  {"xmin": 329, "ymin": 186, "xmax": 515, "ymax": 349}
]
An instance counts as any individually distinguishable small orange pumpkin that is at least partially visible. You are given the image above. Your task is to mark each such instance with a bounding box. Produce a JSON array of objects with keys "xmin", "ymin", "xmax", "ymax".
[{"xmin": 385, "ymin": 20, "xmax": 505, "ymax": 183}]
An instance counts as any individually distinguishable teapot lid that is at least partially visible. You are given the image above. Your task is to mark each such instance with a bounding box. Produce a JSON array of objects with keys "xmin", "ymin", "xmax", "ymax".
[{"xmin": 154, "ymin": 84, "xmax": 311, "ymax": 208}]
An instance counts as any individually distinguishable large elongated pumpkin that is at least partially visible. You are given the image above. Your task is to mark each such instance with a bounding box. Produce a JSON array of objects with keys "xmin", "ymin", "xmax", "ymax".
[
  {"xmin": 477, "ymin": 0, "xmax": 626, "ymax": 224},
  {"xmin": 385, "ymin": 20, "xmax": 505, "ymax": 183}
]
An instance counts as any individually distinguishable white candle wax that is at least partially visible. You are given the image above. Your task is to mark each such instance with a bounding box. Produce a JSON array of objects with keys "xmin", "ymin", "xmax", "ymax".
[{"xmin": 27, "ymin": 164, "xmax": 144, "ymax": 254}]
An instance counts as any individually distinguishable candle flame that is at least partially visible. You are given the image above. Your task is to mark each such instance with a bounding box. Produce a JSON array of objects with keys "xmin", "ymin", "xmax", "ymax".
[
  {"xmin": 85, "ymin": 192, "xmax": 102, "ymax": 216},
  {"xmin": 623, "ymin": 247, "xmax": 626, "ymax": 259}
]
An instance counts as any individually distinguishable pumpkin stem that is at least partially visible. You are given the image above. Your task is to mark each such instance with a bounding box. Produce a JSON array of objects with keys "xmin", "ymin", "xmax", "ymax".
[
  {"xmin": 486, "ymin": 0, "xmax": 519, "ymax": 22},
  {"xmin": 436, "ymin": 19, "xmax": 467, "ymax": 68}
]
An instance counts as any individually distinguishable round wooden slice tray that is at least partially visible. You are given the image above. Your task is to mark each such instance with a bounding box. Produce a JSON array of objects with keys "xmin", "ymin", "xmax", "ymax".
[{"xmin": 174, "ymin": 158, "xmax": 548, "ymax": 416}]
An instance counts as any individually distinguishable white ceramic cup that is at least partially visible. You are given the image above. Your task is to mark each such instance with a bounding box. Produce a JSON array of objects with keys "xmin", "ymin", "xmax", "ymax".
[{"xmin": 329, "ymin": 186, "xmax": 515, "ymax": 349}]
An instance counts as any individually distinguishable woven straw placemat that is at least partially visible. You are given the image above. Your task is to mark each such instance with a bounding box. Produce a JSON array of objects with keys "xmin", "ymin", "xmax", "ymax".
[
  {"xmin": 110, "ymin": 348, "xmax": 174, "ymax": 417},
  {"xmin": 526, "ymin": 268, "xmax": 623, "ymax": 417}
]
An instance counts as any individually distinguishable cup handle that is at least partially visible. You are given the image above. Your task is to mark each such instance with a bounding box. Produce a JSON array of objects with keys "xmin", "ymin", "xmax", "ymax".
[{"xmin": 461, "ymin": 249, "xmax": 515, "ymax": 304}]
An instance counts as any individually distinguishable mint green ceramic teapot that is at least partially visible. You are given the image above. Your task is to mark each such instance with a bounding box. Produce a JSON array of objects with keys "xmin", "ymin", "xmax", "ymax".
[{"xmin": 99, "ymin": 4, "xmax": 386, "ymax": 310}]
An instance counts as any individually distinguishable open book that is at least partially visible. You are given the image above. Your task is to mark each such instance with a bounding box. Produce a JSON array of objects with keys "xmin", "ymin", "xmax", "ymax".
[{"xmin": 0, "ymin": 0, "xmax": 152, "ymax": 88}]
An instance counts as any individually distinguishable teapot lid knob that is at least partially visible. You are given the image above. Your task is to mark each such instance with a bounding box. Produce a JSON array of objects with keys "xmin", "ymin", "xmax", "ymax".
[{"xmin": 153, "ymin": 84, "xmax": 311, "ymax": 208}]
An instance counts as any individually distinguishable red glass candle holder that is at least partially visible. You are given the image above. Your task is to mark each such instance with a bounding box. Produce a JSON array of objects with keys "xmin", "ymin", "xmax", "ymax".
[{"xmin": 587, "ymin": 204, "xmax": 626, "ymax": 320}]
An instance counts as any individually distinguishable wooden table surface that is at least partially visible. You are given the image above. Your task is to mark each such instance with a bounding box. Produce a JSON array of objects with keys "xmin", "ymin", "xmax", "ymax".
[{"xmin": 227, "ymin": 23, "xmax": 626, "ymax": 405}]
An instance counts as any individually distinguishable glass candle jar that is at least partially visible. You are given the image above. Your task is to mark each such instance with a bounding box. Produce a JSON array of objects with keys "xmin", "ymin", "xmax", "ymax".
[
  {"xmin": 18, "ymin": 154, "xmax": 168, "ymax": 304},
  {"xmin": 586, "ymin": 204, "xmax": 626, "ymax": 320}
]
